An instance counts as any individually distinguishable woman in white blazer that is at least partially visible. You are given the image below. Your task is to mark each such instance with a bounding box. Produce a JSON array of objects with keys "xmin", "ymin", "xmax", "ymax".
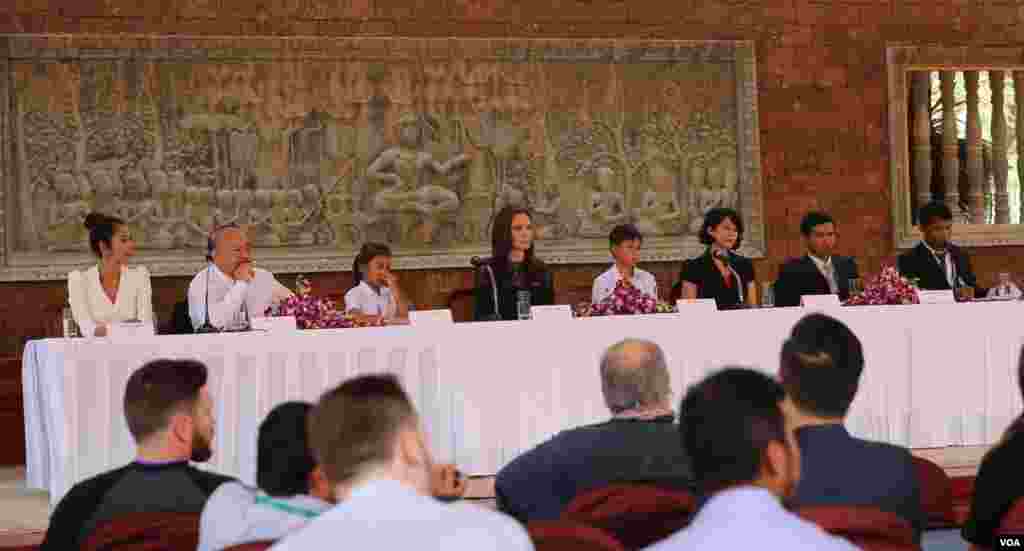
[{"xmin": 67, "ymin": 213, "xmax": 154, "ymax": 337}]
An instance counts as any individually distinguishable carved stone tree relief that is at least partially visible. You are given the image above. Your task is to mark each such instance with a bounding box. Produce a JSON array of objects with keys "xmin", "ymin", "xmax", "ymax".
[{"xmin": 0, "ymin": 37, "xmax": 764, "ymax": 280}]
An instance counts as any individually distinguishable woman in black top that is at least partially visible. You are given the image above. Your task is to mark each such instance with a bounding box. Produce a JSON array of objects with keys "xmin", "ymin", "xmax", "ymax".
[
  {"xmin": 474, "ymin": 206, "xmax": 554, "ymax": 321},
  {"xmin": 962, "ymin": 347, "xmax": 1024, "ymax": 548},
  {"xmin": 676, "ymin": 207, "xmax": 756, "ymax": 310}
]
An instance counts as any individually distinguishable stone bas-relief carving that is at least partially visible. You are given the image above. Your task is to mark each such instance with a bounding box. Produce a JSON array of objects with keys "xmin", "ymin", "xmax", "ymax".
[{"xmin": 0, "ymin": 36, "xmax": 764, "ymax": 280}]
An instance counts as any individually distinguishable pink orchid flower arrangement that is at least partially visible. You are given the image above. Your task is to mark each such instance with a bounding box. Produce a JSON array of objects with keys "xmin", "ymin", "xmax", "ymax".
[
  {"xmin": 576, "ymin": 280, "xmax": 676, "ymax": 317},
  {"xmin": 844, "ymin": 266, "xmax": 920, "ymax": 306},
  {"xmin": 266, "ymin": 275, "xmax": 377, "ymax": 329}
]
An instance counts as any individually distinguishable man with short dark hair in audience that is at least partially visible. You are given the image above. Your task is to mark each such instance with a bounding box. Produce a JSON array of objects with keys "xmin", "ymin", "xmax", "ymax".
[
  {"xmin": 774, "ymin": 211, "xmax": 859, "ymax": 307},
  {"xmin": 897, "ymin": 201, "xmax": 982, "ymax": 294},
  {"xmin": 41, "ymin": 359, "xmax": 233, "ymax": 551},
  {"xmin": 781, "ymin": 313, "xmax": 924, "ymax": 540},
  {"xmin": 198, "ymin": 401, "xmax": 332, "ymax": 551},
  {"xmin": 496, "ymin": 339, "xmax": 692, "ymax": 522},
  {"xmin": 270, "ymin": 374, "xmax": 532, "ymax": 550},
  {"xmin": 646, "ymin": 368, "xmax": 857, "ymax": 550}
]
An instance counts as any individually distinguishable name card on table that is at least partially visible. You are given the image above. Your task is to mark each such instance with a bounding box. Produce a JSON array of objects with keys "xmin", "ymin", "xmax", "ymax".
[
  {"xmin": 409, "ymin": 309, "xmax": 454, "ymax": 326},
  {"xmin": 250, "ymin": 316, "xmax": 297, "ymax": 333},
  {"xmin": 800, "ymin": 294, "xmax": 841, "ymax": 309},
  {"xmin": 530, "ymin": 304, "xmax": 573, "ymax": 322},
  {"xmin": 676, "ymin": 299, "xmax": 718, "ymax": 313},
  {"xmin": 917, "ymin": 289, "xmax": 956, "ymax": 304},
  {"xmin": 107, "ymin": 321, "xmax": 155, "ymax": 340}
]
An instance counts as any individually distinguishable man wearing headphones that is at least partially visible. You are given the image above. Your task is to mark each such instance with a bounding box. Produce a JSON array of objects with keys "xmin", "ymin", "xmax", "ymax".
[{"xmin": 187, "ymin": 224, "xmax": 293, "ymax": 332}]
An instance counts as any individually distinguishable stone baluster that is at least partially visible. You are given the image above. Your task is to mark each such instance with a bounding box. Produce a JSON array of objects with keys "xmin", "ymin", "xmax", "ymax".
[
  {"xmin": 912, "ymin": 72, "xmax": 933, "ymax": 217},
  {"xmin": 991, "ymin": 70, "xmax": 1010, "ymax": 224},
  {"xmin": 965, "ymin": 71, "xmax": 985, "ymax": 224},
  {"xmin": 1016, "ymin": 71, "xmax": 1024, "ymax": 223},
  {"xmin": 940, "ymin": 71, "xmax": 960, "ymax": 217}
]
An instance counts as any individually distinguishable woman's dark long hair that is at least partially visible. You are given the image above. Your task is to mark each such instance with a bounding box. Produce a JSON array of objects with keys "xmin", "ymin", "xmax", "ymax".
[
  {"xmin": 351, "ymin": 242, "xmax": 392, "ymax": 289},
  {"xmin": 84, "ymin": 212, "xmax": 126, "ymax": 258},
  {"xmin": 490, "ymin": 206, "xmax": 543, "ymax": 275}
]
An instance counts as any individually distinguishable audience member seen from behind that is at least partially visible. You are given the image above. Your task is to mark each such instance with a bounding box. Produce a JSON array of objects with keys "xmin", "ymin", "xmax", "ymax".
[
  {"xmin": 773, "ymin": 211, "xmax": 860, "ymax": 307},
  {"xmin": 41, "ymin": 359, "xmax": 233, "ymax": 551},
  {"xmin": 675, "ymin": 207, "xmax": 757, "ymax": 309},
  {"xmin": 896, "ymin": 201, "xmax": 982, "ymax": 296},
  {"xmin": 962, "ymin": 346, "xmax": 1024, "ymax": 548},
  {"xmin": 270, "ymin": 374, "xmax": 532, "ymax": 551},
  {"xmin": 473, "ymin": 207, "xmax": 554, "ymax": 321},
  {"xmin": 781, "ymin": 313, "xmax": 924, "ymax": 540},
  {"xmin": 344, "ymin": 242, "xmax": 410, "ymax": 325},
  {"xmin": 199, "ymin": 402, "xmax": 332, "ymax": 551},
  {"xmin": 496, "ymin": 339, "xmax": 691, "ymax": 522},
  {"xmin": 67, "ymin": 213, "xmax": 154, "ymax": 337},
  {"xmin": 592, "ymin": 224, "xmax": 658, "ymax": 304},
  {"xmin": 645, "ymin": 368, "xmax": 857, "ymax": 551},
  {"xmin": 188, "ymin": 224, "xmax": 294, "ymax": 331}
]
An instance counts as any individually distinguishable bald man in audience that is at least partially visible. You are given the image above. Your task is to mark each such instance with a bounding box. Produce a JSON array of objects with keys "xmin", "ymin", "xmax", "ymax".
[
  {"xmin": 781, "ymin": 313, "xmax": 924, "ymax": 540},
  {"xmin": 496, "ymin": 339, "xmax": 693, "ymax": 522},
  {"xmin": 188, "ymin": 224, "xmax": 293, "ymax": 331}
]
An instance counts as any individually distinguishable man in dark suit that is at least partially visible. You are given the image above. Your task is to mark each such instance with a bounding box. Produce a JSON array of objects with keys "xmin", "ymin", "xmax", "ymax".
[
  {"xmin": 780, "ymin": 313, "xmax": 925, "ymax": 541},
  {"xmin": 897, "ymin": 201, "xmax": 981, "ymax": 294},
  {"xmin": 774, "ymin": 212, "xmax": 859, "ymax": 307}
]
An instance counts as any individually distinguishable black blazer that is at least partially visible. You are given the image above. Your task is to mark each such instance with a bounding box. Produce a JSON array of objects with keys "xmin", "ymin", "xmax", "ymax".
[
  {"xmin": 676, "ymin": 250, "xmax": 755, "ymax": 310},
  {"xmin": 473, "ymin": 259, "xmax": 555, "ymax": 321},
  {"xmin": 896, "ymin": 242, "xmax": 981, "ymax": 293},
  {"xmin": 794, "ymin": 424, "xmax": 925, "ymax": 542},
  {"xmin": 773, "ymin": 255, "xmax": 859, "ymax": 307}
]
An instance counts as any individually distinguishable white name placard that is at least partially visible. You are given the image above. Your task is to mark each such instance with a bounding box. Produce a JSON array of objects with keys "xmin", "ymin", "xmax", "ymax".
[
  {"xmin": 107, "ymin": 321, "xmax": 155, "ymax": 340},
  {"xmin": 800, "ymin": 294, "xmax": 841, "ymax": 309},
  {"xmin": 530, "ymin": 304, "xmax": 574, "ymax": 322},
  {"xmin": 250, "ymin": 316, "xmax": 298, "ymax": 333},
  {"xmin": 409, "ymin": 309, "xmax": 454, "ymax": 326},
  {"xmin": 676, "ymin": 299, "xmax": 718, "ymax": 313},
  {"xmin": 917, "ymin": 289, "xmax": 956, "ymax": 304}
]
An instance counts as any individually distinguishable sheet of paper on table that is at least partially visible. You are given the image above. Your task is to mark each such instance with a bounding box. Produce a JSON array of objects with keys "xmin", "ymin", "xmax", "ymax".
[
  {"xmin": 801, "ymin": 294, "xmax": 841, "ymax": 309},
  {"xmin": 410, "ymin": 309, "xmax": 454, "ymax": 326},
  {"xmin": 530, "ymin": 305, "xmax": 573, "ymax": 322},
  {"xmin": 676, "ymin": 299, "xmax": 718, "ymax": 313},
  {"xmin": 917, "ymin": 290, "xmax": 956, "ymax": 304}
]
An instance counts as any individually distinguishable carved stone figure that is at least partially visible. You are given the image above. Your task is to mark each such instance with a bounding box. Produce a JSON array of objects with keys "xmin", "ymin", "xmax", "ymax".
[
  {"xmin": 365, "ymin": 113, "xmax": 469, "ymax": 243},
  {"xmin": 577, "ymin": 165, "xmax": 628, "ymax": 237},
  {"xmin": 634, "ymin": 190, "xmax": 684, "ymax": 236}
]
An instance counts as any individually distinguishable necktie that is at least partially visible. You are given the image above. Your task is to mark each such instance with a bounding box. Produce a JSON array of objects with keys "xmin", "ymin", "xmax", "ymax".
[{"xmin": 822, "ymin": 261, "xmax": 838, "ymax": 294}]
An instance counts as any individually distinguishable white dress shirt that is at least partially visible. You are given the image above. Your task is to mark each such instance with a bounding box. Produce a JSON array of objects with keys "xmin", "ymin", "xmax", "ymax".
[
  {"xmin": 808, "ymin": 255, "xmax": 838, "ymax": 294},
  {"xmin": 67, "ymin": 265, "xmax": 154, "ymax": 338},
  {"xmin": 344, "ymin": 280, "xmax": 395, "ymax": 317},
  {"xmin": 270, "ymin": 478, "xmax": 533, "ymax": 551},
  {"xmin": 644, "ymin": 486, "xmax": 859, "ymax": 551},
  {"xmin": 592, "ymin": 264, "xmax": 658, "ymax": 304},
  {"xmin": 199, "ymin": 482, "xmax": 330, "ymax": 551},
  {"xmin": 921, "ymin": 241, "xmax": 957, "ymax": 287},
  {"xmin": 188, "ymin": 264, "xmax": 293, "ymax": 331}
]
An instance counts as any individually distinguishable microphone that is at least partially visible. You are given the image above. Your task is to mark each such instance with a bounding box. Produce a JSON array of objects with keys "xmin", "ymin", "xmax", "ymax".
[
  {"xmin": 195, "ymin": 263, "xmax": 219, "ymax": 334},
  {"xmin": 471, "ymin": 256, "xmax": 501, "ymax": 321}
]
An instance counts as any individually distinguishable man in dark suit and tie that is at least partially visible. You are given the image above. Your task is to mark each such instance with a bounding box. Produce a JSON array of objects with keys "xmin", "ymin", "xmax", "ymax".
[
  {"xmin": 781, "ymin": 313, "xmax": 925, "ymax": 542},
  {"xmin": 773, "ymin": 212, "xmax": 859, "ymax": 307},
  {"xmin": 897, "ymin": 201, "xmax": 982, "ymax": 294}
]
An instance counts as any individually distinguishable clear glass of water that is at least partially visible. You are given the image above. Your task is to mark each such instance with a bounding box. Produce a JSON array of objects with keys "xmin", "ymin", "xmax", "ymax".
[
  {"xmin": 849, "ymin": 278, "xmax": 864, "ymax": 297},
  {"xmin": 760, "ymin": 282, "xmax": 774, "ymax": 308},
  {"xmin": 516, "ymin": 290, "xmax": 531, "ymax": 320}
]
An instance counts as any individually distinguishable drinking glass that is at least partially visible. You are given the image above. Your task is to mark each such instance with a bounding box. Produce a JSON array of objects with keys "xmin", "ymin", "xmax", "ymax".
[
  {"xmin": 848, "ymin": 278, "xmax": 864, "ymax": 296},
  {"xmin": 760, "ymin": 282, "xmax": 774, "ymax": 308},
  {"xmin": 516, "ymin": 290, "xmax": 531, "ymax": 320}
]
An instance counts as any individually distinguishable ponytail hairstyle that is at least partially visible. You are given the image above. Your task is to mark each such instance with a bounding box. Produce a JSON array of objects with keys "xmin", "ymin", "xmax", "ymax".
[
  {"xmin": 83, "ymin": 212, "xmax": 126, "ymax": 258},
  {"xmin": 352, "ymin": 242, "xmax": 393, "ymax": 289}
]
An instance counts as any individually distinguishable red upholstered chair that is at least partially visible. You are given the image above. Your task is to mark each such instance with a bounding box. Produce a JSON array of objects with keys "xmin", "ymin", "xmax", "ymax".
[
  {"xmin": 562, "ymin": 484, "xmax": 695, "ymax": 549},
  {"xmin": 797, "ymin": 505, "xmax": 921, "ymax": 551},
  {"xmin": 223, "ymin": 542, "xmax": 278, "ymax": 551},
  {"xmin": 82, "ymin": 512, "xmax": 202, "ymax": 551},
  {"xmin": 527, "ymin": 520, "xmax": 625, "ymax": 551},
  {"xmin": 912, "ymin": 455, "xmax": 955, "ymax": 528}
]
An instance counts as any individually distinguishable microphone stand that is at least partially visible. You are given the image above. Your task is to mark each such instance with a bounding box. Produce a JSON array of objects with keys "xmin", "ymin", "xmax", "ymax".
[
  {"xmin": 471, "ymin": 257, "xmax": 502, "ymax": 321},
  {"xmin": 196, "ymin": 262, "xmax": 219, "ymax": 334},
  {"xmin": 715, "ymin": 249, "xmax": 745, "ymax": 306}
]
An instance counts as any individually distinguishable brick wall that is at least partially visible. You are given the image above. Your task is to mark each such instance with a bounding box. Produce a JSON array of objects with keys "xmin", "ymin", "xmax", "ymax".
[{"xmin": 3, "ymin": 0, "xmax": 1024, "ymax": 350}]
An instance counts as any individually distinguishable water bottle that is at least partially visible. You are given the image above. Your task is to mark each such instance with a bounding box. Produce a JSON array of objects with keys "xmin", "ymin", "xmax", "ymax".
[
  {"xmin": 62, "ymin": 303, "xmax": 79, "ymax": 338},
  {"xmin": 516, "ymin": 290, "xmax": 531, "ymax": 320}
]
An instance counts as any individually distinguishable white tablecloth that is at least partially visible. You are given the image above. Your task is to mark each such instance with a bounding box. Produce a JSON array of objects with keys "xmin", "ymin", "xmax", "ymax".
[{"xmin": 24, "ymin": 301, "xmax": 1024, "ymax": 506}]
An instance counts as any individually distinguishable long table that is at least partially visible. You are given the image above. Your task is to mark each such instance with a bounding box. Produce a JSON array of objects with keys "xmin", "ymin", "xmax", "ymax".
[{"xmin": 23, "ymin": 301, "xmax": 1024, "ymax": 505}]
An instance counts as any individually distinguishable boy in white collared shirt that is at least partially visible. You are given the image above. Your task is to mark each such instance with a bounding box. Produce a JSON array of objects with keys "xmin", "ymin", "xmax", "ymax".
[
  {"xmin": 592, "ymin": 224, "xmax": 658, "ymax": 304},
  {"xmin": 344, "ymin": 243, "xmax": 409, "ymax": 324}
]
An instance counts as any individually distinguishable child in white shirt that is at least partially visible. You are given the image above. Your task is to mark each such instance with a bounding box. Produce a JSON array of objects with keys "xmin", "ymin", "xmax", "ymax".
[
  {"xmin": 592, "ymin": 223, "xmax": 658, "ymax": 304},
  {"xmin": 344, "ymin": 243, "xmax": 410, "ymax": 324}
]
